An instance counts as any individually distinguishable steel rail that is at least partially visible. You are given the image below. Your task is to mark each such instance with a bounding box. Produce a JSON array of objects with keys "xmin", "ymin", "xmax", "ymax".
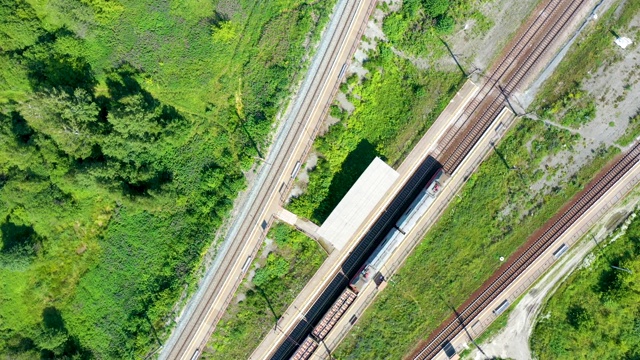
[
  {"xmin": 414, "ymin": 141, "xmax": 640, "ymax": 360},
  {"xmin": 162, "ymin": 0, "xmax": 363, "ymax": 358}
]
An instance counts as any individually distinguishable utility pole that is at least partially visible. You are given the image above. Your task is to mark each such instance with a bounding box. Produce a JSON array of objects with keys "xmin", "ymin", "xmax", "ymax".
[{"xmin": 319, "ymin": 339, "xmax": 334, "ymax": 360}]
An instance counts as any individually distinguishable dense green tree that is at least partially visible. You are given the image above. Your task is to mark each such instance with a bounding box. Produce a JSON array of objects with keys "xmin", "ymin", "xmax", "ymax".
[
  {"xmin": 19, "ymin": 88, "xmax": 100, "ymax": 159},
  {"xmin": 423, "ymin": 0, "xmax": 449, "ymax": 17},
  {"xmin": 436, "ymin": 14, "xmax": 455, "ymax": 34},
  {"xmin": 0, "ymin": 0, "xmax": 337, "ymax": 357},
  {"xmin": 0, "ymin": 0, "xmax": 44, "ymax": 51}
]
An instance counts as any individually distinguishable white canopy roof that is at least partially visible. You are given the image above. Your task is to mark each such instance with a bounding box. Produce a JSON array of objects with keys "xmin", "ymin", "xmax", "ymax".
[{"xmin": 318, "ymin": 157, "xmax": 399, "ymax": 250}]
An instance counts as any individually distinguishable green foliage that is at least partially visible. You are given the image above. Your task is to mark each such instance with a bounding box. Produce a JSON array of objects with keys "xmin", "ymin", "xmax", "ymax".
[
  {"xmin": 212, "ymin": 21, "xmax": 238, "ymax": 44},
  {"xmin": 19, "ymin": 88, "xmax": 100, "ymax": 159},
  {"xmin": 382, "ymin": 0, "xmax": 445, "ymax": 59},
  {"xmin": 381, "ymin": 0, "xmax": 488, "ymax": 58},
  {"xmin": 204, "ymin": 223, "xmax": 326, "ymax": 359},
  {"xmin": 617, "ymin": 111, "xmax": 640, "ymax": 147},
  {"xmin": 288, "ymin": 42, "xmax": 462, "ymax": 222},
  {"xmin": 0, "ymin": 0, "xmax": 336, "ymax": 358},
  {"xmin": 436, "ymin": 14, "xmax": 455, "ymax": 34},
  {"xmin": 335, "ymin": 119, "xmax": 617, "ymax": 358},
  {"xmin": 530, "ymin": 217, "xmax": 640, "ymax": 359},
  {"xmin": 424, "ymin": 0, "xmax": 450, "ymax": 17},
  {"xmin": 541, "ymin": 88, "xmax": 596, "ymax": 128},
  {"xmin": 0, "ymin": 0, "xmax": 45, "ymax": 51},
  {"xmin": 253, "ymin": 254, "xmax": 290, "ymax": 288}
]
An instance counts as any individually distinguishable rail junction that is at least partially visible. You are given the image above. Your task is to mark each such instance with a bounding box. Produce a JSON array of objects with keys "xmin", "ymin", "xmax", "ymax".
[{"xmin": 412, "ymin": 136, "xmax": 640, "ymax": 360}]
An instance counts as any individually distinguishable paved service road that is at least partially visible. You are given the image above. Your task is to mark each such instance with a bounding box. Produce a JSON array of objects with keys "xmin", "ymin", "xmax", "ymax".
[{"xmin": 158, "ymin": 0, "xmax": 376, "ymax": 359}]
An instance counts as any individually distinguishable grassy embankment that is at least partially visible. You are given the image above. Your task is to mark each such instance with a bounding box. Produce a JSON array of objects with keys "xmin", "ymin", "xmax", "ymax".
[
  {"xmin": 459, "ymin": 3, "xmax": 640, "ymax": 354},
  {"xmin": 204, "ymin": 223, "xmax": 326, "ymax": 359},
  {"xmin": 285, "ymin": 0, "xmax": 492, "ymax": 224},
  {"xmin": 0, "ymin": 0, "xmax": 334, "ymax": 358},
  {"xmin": 530, "ymin": 214, "xmax": 640, "ymax": 359},
  {"xmin": 334, "ymin": 1, "xmax": 640, "ymax": 358}
]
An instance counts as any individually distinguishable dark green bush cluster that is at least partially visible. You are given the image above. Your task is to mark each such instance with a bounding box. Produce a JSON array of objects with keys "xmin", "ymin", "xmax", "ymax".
[{"xmin": 382, "ymin": 0, "xmax": 460, "ymax": 58}]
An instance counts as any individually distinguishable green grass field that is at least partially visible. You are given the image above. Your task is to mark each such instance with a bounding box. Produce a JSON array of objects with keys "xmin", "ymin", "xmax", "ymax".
[{"xmin": 0, "ymin": 0, "xmax": 334, "ymax": 358}]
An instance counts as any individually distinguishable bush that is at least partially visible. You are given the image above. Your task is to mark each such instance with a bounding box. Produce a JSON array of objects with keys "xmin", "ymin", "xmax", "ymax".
[
  {"xmin": 0, "ymin": 0, "xmax": 337, "ymax": 357},
  {"xmin": 531, "ymin": 216, "xmax": 640, "ymax": 359}
]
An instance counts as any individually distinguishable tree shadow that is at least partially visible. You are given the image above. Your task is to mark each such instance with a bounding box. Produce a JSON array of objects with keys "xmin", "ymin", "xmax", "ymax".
[
  {"xmin": 104, "ymin": 63, "xmax": 185, "ymax": 129},
  {"xmin": 566, "ymin": 304, "xmax": 590, "ymax": 330},
  {"xmin": 595, "ymin": 265, "xmax": 619, "ymax": 293},
  {"xmin": 1, "ymin": 217, "xmax": 39, "ymax": 257},
  {"xmin": 24, "ymin": 27, "xmax": 97, "ymax": 94},
  {"xmin": 256, "ymin": 286, "xmax": 280, "ymax": 328},
  {"xmin": 439, "ymin": 38, "xmax": 466, "ymax": 77},
  {"xmin": 6, "ymin": 335, "xmax": 36, "ymax": 354},
  {"xmin": 40, "ymin": 307, "xmax": 92, "ymax": 359},
  {"xmin": 42, "ymin": 307, "xmax": 65, "ymax": 331},
  {"xmin": 206, "ymin": 10, "xmax": 230, "ymax": 29},
  {"xmin": 7, "ymin": 111, "xmax": 35, "ymax": 144},
  {"xmin": 121, "ymin": 168, "xmax": 173, "ymax": 197},
  {"xmin": 136, "ymin": 299, "xmax": 163, "ymax": 347},
  {"xmin": 104, "ymin": 64, "xmax": 145, "ymax": 102},
  {"xmin": 312, "ymin": 139, "xmax": 381, "ymax": 223},
  {"xmin": 60, "ymin": 336, "xmax": 92, "ymax": 360}
]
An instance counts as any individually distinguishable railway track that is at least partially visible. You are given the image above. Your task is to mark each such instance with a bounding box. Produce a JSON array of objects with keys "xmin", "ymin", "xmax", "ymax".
[
  {"xmin": 250, "ymin": 0, "xmax": 599, "ymax": 357},
  {"xmin": 432, "ymin": 0, "xmax": 566, "ymax": 158},
  {"xmin": 441, "ymin": 0, "xmax": 587, "ymax": 173},
  {"xmin": 413, "ymin": 140, "xmax": 640, "ymax": 360},
  {"xmin": 408, "ymin": 0, "xmax": 607, "ymax": 358},
  {"xmin": 268, "ymin": 156, "xmax": 442, "ymax": 359},
  {"xmin": 265, "ymin": 0, "xmax": 594, "ymax": 358},
  {"xmin": 161, "ymin": 0, "xmax": 369, "ymax": 358}
]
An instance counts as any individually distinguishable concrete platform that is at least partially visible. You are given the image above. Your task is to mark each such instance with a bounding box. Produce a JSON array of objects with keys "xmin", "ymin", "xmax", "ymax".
[
  {"xmin": 317, "ymin": 157, "xmax": 399, "ymax": 251},
  {"xmin": 250, "ymin": 80, "xmax": 481, "ymax": 360}
]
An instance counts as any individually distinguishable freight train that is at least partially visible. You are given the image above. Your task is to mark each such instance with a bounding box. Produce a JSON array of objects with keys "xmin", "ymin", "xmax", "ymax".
[{"xmin": 290, "ymin": 168, "xmax": 447, "ymax": 360}]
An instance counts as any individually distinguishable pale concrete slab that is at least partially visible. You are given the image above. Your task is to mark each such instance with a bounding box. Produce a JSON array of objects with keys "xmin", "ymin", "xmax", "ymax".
[
  {"xmin": 277, "ymin": 207, "xmax": 299, "ymax": 226},
  {"xmin": 317, "ymin": 157, "xmax": 399, "ymax": 250}
]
